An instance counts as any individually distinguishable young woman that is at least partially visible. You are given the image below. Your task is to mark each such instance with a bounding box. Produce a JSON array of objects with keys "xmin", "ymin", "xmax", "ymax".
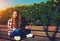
[
  {"xmin": 8, "ymin": 10, "xmax": 21, "ymax": 36},
  {"xmin": 7, "ymin": 10, "xmax": 33, "ymax": 40}
]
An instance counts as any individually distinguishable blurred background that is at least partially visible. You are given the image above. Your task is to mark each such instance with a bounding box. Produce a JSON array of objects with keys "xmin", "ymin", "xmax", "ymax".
[{"xmin": 0, "ymin": 0, "xmax": 60, "ymax": 26}]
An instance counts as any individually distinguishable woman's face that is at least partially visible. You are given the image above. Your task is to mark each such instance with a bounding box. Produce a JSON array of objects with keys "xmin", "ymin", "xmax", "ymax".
[{"xmin": 13, "ymin": 11, "xmax": 18, "ymax": 19}]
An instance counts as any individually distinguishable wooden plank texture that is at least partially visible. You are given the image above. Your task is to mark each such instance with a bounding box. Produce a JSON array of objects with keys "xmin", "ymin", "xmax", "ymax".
[{"xmin": 0, "ymin": 25, "xmax": 60, "ymax": 39}]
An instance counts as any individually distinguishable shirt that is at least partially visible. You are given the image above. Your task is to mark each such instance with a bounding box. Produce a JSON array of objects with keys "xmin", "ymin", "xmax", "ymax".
[{"xmin": 7, "ymin": 18, "xmax": 16, "ymax": 35}]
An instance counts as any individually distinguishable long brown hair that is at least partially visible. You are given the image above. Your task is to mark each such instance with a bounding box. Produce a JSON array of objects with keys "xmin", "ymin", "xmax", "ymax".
[{"xmin": 12, "ymin": 10, "xmax": 21, "ymax": 28}]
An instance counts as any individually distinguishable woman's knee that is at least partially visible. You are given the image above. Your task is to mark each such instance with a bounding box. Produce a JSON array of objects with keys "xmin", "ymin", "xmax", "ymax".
[{"xmin": 9, "ymin": 29, "xmax": 22, "ymax": 38}]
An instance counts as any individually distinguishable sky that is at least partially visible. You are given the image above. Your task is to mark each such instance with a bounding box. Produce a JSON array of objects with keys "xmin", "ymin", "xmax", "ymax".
[{"xmin": 0, "ymin": 0, "xmax": 47, "ymax": 10}]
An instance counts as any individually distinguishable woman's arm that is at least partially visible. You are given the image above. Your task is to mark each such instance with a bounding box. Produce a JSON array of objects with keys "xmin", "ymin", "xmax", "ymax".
[{"xmin": 7, "ymin": 19, "xmax": 13, "ymax": 35}]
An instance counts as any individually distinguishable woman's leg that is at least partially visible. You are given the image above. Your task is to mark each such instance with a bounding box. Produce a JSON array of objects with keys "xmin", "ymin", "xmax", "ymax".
[
  {"xmin": 9, "ymin": 29, "xmax": 22, "ymax": 38},
  {"xmin": 22, "ymin": 29, "xmax": 31, "ymax": 38}
]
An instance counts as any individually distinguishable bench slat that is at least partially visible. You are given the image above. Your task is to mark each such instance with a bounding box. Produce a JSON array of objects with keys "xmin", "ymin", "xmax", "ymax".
[
  {"xmin": 28, "ymin": 26, "xmax": 60, "ymax": 32},
  {"xmin": 31, "ymin": 31, "xmax": 60, "ymax": 38},
  {"xmin": 0, "ymin": 25, "xmax": 8, "ymax": 29}
]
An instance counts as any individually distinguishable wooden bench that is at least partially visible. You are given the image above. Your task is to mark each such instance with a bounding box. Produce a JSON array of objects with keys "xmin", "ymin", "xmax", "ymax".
[
  {"xmin": 27, "ymin": 26, "xmax": 60, "ymax": 39},
  {"xmin": 0, "ymin": 25, "xmax": 60, "ymax": 41}
]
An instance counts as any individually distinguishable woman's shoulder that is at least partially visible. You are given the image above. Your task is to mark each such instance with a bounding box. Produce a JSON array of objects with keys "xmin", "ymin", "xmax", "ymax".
[{"xmin": 8, "ymin": 18, "xmax": 13, "ymax": 22}]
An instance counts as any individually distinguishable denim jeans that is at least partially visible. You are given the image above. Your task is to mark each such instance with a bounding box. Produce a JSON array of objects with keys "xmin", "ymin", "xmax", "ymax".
[{"xmin": 9, "ymin": 29, "xmax": 30, "ymax": 39}]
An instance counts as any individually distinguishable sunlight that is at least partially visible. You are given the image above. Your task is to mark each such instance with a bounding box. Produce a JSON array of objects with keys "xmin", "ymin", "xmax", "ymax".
[
  {"xmin": 0, "ymin": 0, "xmax": 7, "ymax": 10},
  {"xmin": 0, "ymin": 6, "xmax": 7, "ymax": 10}
]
